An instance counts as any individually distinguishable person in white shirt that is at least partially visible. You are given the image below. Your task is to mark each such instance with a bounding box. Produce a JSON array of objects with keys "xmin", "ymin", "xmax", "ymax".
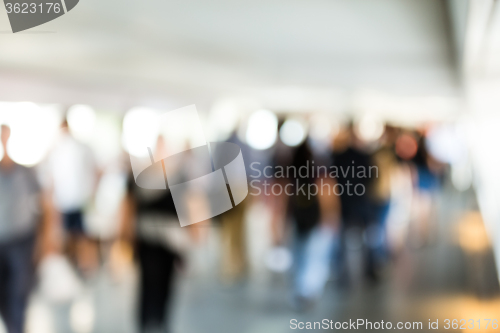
[{"xmin": 47, "ymin": 120, "xmax": 98, "ymax": 274}]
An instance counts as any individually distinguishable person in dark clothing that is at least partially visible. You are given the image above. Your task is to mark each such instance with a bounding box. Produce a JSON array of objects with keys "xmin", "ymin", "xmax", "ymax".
[
  {"xmin": 136, "ymin": 239, "xmax": 180, "ymax": 330},
  {"xmin": 122, "ymin": 172, "xmax": 183, "ymax": 333},
  {"xmin": 287, "ymin": 140, "xmax": 339, "ymax": 308},
  {"xmin": 288, "ymin": 142, "xmax": 321, "ymax": 238},
  {"xmin": 288, "ymin": 141, "xmax": 321, "ymax": 308},
  {"xmin": 332, "ymin": 130, "xmax": 373, "ymax": 229},
  {"xmin": 332, "ymin": 124, "xmax": 377, "ymax": 281}
]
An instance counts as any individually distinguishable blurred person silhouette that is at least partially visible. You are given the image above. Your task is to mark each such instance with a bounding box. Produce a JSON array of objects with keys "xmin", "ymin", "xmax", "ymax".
[
  {"xmin": 120, "ymin": 136, "xmax": 186, "ymax": 333},
  {"xmin": 366, "ymin": 125, "xmax": 399, "ymax": 275},
  {"xmin": 219, "ymin": 130, "xmax": 250, "ymax": 284},
  {"xmin": 410, "ymin": 131, "xmax": 442, "ymax": 247},
  {"xmin": 288, "ymin": 140, "xmax": 340, "ymax": 310},
  {"xmin": 267, "ymin": 120, "xmax": 294, "ymax": 265},
  {"xmin": 385, "ymin": 131, "xmax": 417, "ymax": 255},
  {"xmin": 0, "ymin": 124, "xmax": 54, "ymax": 333},
  {"xmin": 47, "ymin": 119, "xmax": 99, "ymax": 275},
  {"xmin": 331, "ymin": 123, "xmax": 376, "ymax": 281}
]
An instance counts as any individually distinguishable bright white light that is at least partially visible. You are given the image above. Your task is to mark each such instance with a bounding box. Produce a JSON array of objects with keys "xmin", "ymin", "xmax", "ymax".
[
  {"xmin": 122, "ymin": 107, "xmax": 160, "ymax": 158},
  {"xmin": 426, "ymin": 125, "xmax": 467, "ymax": 164},
  {"xmin": 279, "ymin": 118, "xmax": 306, "ymax": 147},
  {"xmin": 355, "ymin": 115, "xmax": 384, "ymax": 142},
  {"xmin": 309, "ymin": 114, "xmax": 336, "ymax": 143},
  {"xmin": 158, "ymin": 105, "xmax": 206, "ymax": 155},
  {"xmin": 67, "ymin": 105, "xmax": 96, "ymax": 143},
  {"xmin": 1, "ymin": 102, "xmax": 60, "ymax": 166},
  {"xmin": 89, "ymin": 113, "xmax": 122, "ymax": 166},
  {"xmin": 70, "ymin": 297, "xmax": 95, "ymax": 333},
  {"xmin": 207, "ymin": 100, "xmax": 241, "ymax": 141},
  {"xmin": 245, "ymin": 110, "xmax": 277, "ymax": 150}
]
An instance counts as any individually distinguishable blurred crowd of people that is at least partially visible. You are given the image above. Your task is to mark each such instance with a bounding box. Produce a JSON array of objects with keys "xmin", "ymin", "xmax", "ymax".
[
  {"xmin": 0, "ymin": 108, "xmax": 449, "ymax": 333},
  {"xmin": 259, "ymin": 121, "xmax": 446, "ymax": 311}
]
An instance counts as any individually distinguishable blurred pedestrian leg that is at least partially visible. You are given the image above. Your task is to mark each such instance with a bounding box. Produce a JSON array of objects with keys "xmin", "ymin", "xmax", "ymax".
[
  {"xmin": 293, "ymin": 226, "xmax": 337, "ymax": 303},
  {"xmin": 220, "ymin": 201, "xmax": 247, "ymax": 284},
  {"xmin": 0, "ymin": 236, "xmax": 35, "ymax": 333},
  {"xmin": 137, "ymin": 240, "xmax": 180, "ymax": 332}
]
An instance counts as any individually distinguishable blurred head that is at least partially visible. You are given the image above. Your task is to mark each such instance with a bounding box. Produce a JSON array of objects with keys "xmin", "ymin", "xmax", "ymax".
[
  {"xmin": 383, "ymin": 125, "xmax": 399, "ymax": 146},
  {"xmin": 61, "ymin": 119, "xmax": 69, "ymax": 132},
  {"xmin": 1, "ymin": 124, "xmax": 11, "ymax": 150},
  {"xmin": 332, "ymin": 122, "xmax": 353, "ymax": 152},
  {"xmin": 154, "ymin": 135, "xmax": 168, "ymax": 160},
  {"xmin": 395, "ymin": 132, "xmax": 418, "ymax": 160}
]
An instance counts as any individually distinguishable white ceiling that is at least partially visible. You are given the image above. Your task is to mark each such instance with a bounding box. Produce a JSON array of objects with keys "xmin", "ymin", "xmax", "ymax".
[{"xmin": 0, "ymin": 0, "xmax": 460, "ymax": 111}]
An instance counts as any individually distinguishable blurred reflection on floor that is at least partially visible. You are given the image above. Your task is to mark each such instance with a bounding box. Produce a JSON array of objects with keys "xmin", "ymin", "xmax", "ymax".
[{"xmin": 19, "ymin": 181, "xmax": 500, "ymax": 333}]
